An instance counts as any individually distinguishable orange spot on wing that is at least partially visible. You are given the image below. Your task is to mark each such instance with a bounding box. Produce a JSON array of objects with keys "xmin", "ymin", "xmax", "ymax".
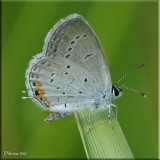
[
  {"xmin": 34, "ymin": 81, "xmax": 50, "ymax": 106},
  {"xmin": 35, "ymin": 89, "xmax": 45, "ymax": 98},
  {"xmin": 34, "ymin": 81, "xmax": 45, "ymax": 98},
  {"xmin": 35, "ymin": 81, "xmax": 42, "ymax": 89}
]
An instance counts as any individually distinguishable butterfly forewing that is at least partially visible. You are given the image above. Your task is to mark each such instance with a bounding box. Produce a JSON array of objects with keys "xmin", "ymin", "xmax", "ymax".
[{"xmin": 44, "ymin": 14, "xmax": 112, "ymax": 89}]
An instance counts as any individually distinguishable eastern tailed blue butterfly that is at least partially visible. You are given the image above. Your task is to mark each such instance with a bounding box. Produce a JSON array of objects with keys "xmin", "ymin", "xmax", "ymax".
[{"xmin": 23, "ymin": 14, "xmax": 146, "ymax": 132}]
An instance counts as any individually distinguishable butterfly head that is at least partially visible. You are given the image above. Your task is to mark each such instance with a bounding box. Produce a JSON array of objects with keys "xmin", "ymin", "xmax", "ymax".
[
  {"xmin": 112, "ymin": 64, "xmax": 146, "ymax": 98},
  {"xmin": 112, "ymin": 85, "xmax": 123, "ymax": 98}
]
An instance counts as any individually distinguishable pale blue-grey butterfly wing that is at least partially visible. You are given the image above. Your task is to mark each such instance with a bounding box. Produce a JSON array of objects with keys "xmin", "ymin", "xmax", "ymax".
[
  {"xmin": 44, "ymin": 14, "xmax": 111, "ymax": 88},
  {"xmin": 26, "ymin": 14, "xmax": 112, "ymax": 113}
]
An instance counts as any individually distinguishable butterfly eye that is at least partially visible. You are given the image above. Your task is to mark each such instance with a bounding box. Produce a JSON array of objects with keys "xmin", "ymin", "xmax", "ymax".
[
  {"xmin": 112, "ymin": 85, "xmax": 120, "ymax": 97},
  {"xmin": 114, "ymin": 88, "xmax": 119, "ymax": 97}
]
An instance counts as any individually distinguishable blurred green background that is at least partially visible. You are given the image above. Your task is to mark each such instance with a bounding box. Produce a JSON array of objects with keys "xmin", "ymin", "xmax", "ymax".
[{"xmin": 2, "ymin": 1, "xmax": 158, "ymax": 159}]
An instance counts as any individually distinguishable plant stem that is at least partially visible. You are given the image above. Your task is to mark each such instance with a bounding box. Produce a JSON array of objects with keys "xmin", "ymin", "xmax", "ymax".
[{"xmin": 75, "ymin": 108, "xmax": 134, "ymax": 158}]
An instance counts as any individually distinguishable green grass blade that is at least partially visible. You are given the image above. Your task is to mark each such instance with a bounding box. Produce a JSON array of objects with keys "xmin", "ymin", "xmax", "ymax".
[{"xmin": 75, "ymin": 109, "xmax": 134, "ymax": 158}]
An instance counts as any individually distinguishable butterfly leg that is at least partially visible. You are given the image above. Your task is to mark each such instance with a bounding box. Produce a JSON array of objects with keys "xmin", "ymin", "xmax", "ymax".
[
  {"xmin": 87, "ymin": 109, "xmax": 96, "ymax": 133},
  {"xmin": 108, "ymin": 106, "xmax": 112, "ymax": 128},
  {"xmin": 113, "ymin": 98, "xmax": 118, "ymax": 119},
  {"xmin": 108, "ymin": 104, "xmax": 118, "ymax": 128},
  {"xmin": 112, "ymin": 104, "xmax": 118, "ymax": 120}
]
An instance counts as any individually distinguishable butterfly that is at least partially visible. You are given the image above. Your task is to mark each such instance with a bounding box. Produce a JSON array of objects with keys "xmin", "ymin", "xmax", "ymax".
[{"xmin": 23, "ymin": 14, "xmax": 146, "ymax": 132}]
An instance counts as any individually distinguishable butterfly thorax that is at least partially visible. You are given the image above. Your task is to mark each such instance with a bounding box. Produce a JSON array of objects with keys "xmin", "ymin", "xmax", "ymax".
[{"xmin": 92, "ymin": 89, "xmax": 113, "ymax": 109}]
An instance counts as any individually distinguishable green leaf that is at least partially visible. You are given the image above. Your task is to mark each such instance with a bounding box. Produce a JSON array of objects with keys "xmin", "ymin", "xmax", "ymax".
[{"xmin": 75, "ymin": 108, "xmax": 134, "ymax": 158}]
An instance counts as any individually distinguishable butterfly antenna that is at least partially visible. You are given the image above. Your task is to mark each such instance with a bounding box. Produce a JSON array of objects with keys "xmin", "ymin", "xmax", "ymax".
[
  {"xmin": 121, "ymin": 85, "xmax": 147, "ymax": 98},
  {"xmin": 116, "ymin": 64, "xmax": 145, "ymax": 85}
]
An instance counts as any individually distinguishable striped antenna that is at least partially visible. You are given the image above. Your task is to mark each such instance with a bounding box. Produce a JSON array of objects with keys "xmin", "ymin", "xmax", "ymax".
[
  {"xmin": 116, "ymin": 64, "xmax": 145, "ymax": 85},
  {"xmin": 121, "ymin": 85, "xmax": 147, "ymax": 98}
]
